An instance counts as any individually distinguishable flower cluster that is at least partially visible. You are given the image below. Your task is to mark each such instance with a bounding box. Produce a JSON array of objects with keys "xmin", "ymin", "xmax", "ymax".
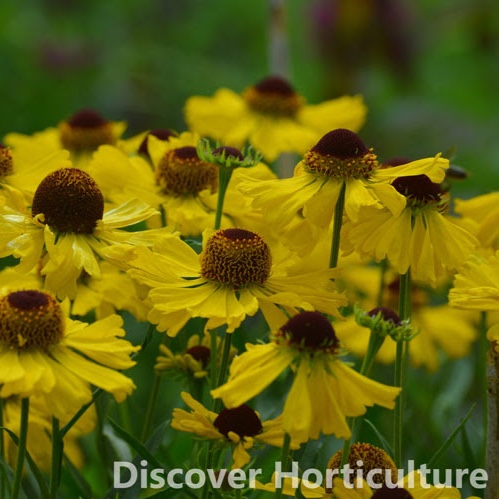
[{"xmin": 0, "ymin": 73, "xmax": 491, "ymax": 498}]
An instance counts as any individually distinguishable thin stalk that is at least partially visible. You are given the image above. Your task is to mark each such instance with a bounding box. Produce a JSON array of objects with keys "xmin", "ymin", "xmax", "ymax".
[
  {"xmin": 329, "ymin": 181, "xmax": 346, "ymax": 269},
  {"xmin": 274, "ymin": 433, "xmax": 292, "ymax": 499},
  {"xmin": 214, "ymin": 168, "xmax": 233, "ymax": 230},
  {"xmin": 11, "ymin": 397, "xmax": 29, "ymax": 499},
  {"xmin": 212, "ymin": 331, "xmax": 234, "ymax": 414},
  {"xmin": 140, "ymin": 373, "xmax": 162, "ymax": 443},
  {"xmin": 49, "ymin": 417, "xmax": 62, "ymax": 499},
  {"xmin": 393, "ymin": 269, "xmax": 411, "ymax": 467},
  {"xmin": 485, "ymin": 345, "xmax": 499, "ymax": 499}
]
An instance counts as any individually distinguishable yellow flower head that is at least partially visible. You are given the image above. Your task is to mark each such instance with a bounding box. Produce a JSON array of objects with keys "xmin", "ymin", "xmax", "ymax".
[
  {"xmin": 112, "ymin": 229, "xmax": 346, "ymax": 336},
  {"xmin": 343, "ymin": 172, "xmax": 477, "ymax": 285},
  {"xmin": 185, "ymin": 75, "xmax": 367, "ymax": 162},
  {"xmin": 0, "ymin": 166, "xmax": 162, "ymax": 299},
  {"xmin": 4, "ymin": 108, "xmax": 126, "ymax": 167},
  {"xmin": 211, "ymin": 311, "xmax": 401, "ymax": 443},
  {"xmin": 155, "ymin": 334, "xmax": 237, "ymax": 380},
  {"xmin": 171, "ymin": 392, "xmax": 299, "ymax": 469},
  {"xmin": 239, "ymin": 130, "xmax": 448, "ymax": 254},
  {"xmin": 0, "ymin": 289, "xmax": 140, "ymax": 419}
]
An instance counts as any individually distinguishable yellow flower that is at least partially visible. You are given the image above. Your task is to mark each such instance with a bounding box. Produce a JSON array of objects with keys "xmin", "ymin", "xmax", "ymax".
[
  {"xmin": 0, "ymin": 289, "xmax": 140, "ymax": 420},
  {"xmin": 0, "ymin": 143, "xmax": 70, "ymax": 203},
  {"xmin": 110, "ymin": 228, "xmax": 346, "ymax": 336},
  {"xmin": 4, "ymin": 108, "xmax": 126, "ymax": 167},
  {"xmin": 336, "ymin": 268, "xmax": 477, "ymax": 371},
  {"xmin": 454, "ymin": 191, "xmax": 499, "ymax": 250},
  {"xmin": 171, "ymin": 391, "xmax": 299, "ymax": 469},
  {"xmin": 211, "ymin": 311, "xmax": 400, "ymax": 443},
  {"xmin": 332, "ymin": 473, "xmax": 462, "ymax": 498},
  {"xmin": 3, "ymin": 395, "xmax": 96, "ymax": 472},
  {"xmin": 343, "ymin": 174, "xmax": 477, "ymax": 285},
  {"xmin": 0, "ymin": 167, "xmax": 163, "ymax": 299},
  {"xmin": 155, "ymin": 333, "xmax": 236, "ymax": 380},
  {"xmin": 449, "ymin": 251, "xmax": 499, "ymax": 311},
  {"xmin": 239, "ymin": 130, "xmax": 448, "ymax": 253},
  {"xmin": 184, "ymin": 75, "xmax": 367, "ymax": 162}
]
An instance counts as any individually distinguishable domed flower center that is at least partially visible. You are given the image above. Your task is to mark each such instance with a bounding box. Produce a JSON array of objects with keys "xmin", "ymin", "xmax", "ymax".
[
  {"xmin": 302, "ymin": 129, "xmax": 378, "ymax": 179},
  {"xmin": 138, "ymin": 128, "xmax": 178, "ymax": 158},
  {"xmin": 276, "ymin": 311, "xmax": 340, "ymax": 352},
  {"xmin": 186, "ymin": 345, "xmax": 211, "ymax": 368},
  {"xmin": 212, "ymin": 146, "xmax": 244, "ymax": 162},
  {"xmin": 200, "ymin": 229, "xmax": 272, "ymax": 289},
  {"xmin": 0, "ymin": 144, "xmax": 13, "ymax": 179},
  {"xmin": 392, "ymin": 174, "xmax": 443, "ymax": 209},
  {"xmin": 372, "ymin": 487, "xmax": 413, "ymax": 499},
  {"xmin": 32, "ymin": 168, "xmax": 104, "ymax": 234},
  {"xmin": 243, "ymin": 76, "xmax": 304, "ymax": 117},
  {"xmin": 59, "ymin": 109, "xmax": 115, "ymax": 153},
  {"xmin": 368, "ymin": 307, "xmax": 401, "ymax": 326},
  {"xmin": 0, "ymin": 290, "xmax": 65, "ymax": 351},
  {"xmin": 326, "ymin": 442, "xmax": 398, "ymax": 490},
  {"xmin": 156, "ymin": 146, "xmax": 218, "ymax": 196},
  {"xmin": 214, "ymin": 405, "xmax": 263, "ymax": 439}
]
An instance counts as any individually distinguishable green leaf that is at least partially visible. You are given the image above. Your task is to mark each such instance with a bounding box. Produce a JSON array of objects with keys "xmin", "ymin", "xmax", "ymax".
[
  {"xmin": 1, "ymin": 426, "xmax": 48, "ymax": 498},
  {"xmin": 107, "ymin": 418, "xmax": 165, "ymax": 470},
  {"xmin": 361, "ymin": 419, "xmax": 393, "ymax": 457},
  {"xmin": 426, "ymin": 404, "xmax": 475, "ymax": 469}
]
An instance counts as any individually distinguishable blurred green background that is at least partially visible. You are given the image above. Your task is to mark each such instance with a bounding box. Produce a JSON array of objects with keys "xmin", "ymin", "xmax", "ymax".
[{"xmin": 1, "ymin": 0, "xmax": 498, "ymax": 197}]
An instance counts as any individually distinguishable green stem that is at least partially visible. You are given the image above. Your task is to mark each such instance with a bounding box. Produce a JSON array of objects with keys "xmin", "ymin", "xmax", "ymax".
[
  {"xmin": 0, "ymin": 398, "xmax": 4, "ymax": 460},
  {"xmin": 60, "ymin": 388, "xmax": 104, "ymax": 439},
  {"xmin": 329, "ymin": 181, "xmax": 346, "ymax": 269},
  {"xmin": 393, "ymin": 268, "xmax": 411, "ymax": 467},
  {"xmin": 140, "ymin": 373, "xmax": 162, "ymax": 443},
  {"xmin": 274, "ymin": 433, "xmax": 292, "ymax": 499},
  {"xmin": 214, "ymin": 168, "xmax": 233, "ymax": 230},
  {"xmin": 49, "ymin": 417, "xmax": 62, "ymax": 499},
  {"xmin": 11, "ymin": 397, "xmax": 29, "ymax": 499},
  {"xmin": 212, "ymin": 331, "xmax": 233, "ymax": 414}
]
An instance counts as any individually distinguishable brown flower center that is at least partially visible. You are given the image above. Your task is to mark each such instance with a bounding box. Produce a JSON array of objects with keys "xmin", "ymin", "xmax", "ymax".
[
  {"xmin": 368, "ymin": 307, "xmax": 401, "ymax": 326},
  {"xmin": 186, "ymin": 345, "xmax": 211, "ymax": 368},
  {"xmin": 276, "ymin": 311, "xmax": 340, "ymax": 352},
  {"xmin": 138, "ymin": 128, "xmax": 178, "ymax": 158},
  {"xmin": 200, "ymin": 229, "xmax": 272, "ymax": 289},
  {"xmin": 392, "ymin": 174, "xmax": 443, "ymax": 205},
  {"xmin": 59, "ymin": 109, "xmax": 115, "ymax": 152},
  {"xmin": 214, "ymin": 405, "xmax": 263, "ymax": 439},
  {"xmin": 155, "ymin": 146, "xmax": 218, "ymax": 195},
  {"xmin": 372, "ymin": 487, "xmax": 413, "ymax": 499},
  {"xmin": 0, "ymin": 290, "xmax": 65, "ymax": 351},
  {"xmin": 327, "ymin": 442, "xmax": 398, "ymax": 490},
  {"xmin": 302, "ymin": 129, "xmax": 378, "ymax": 179},
  {"xmin": 32, "ymin": 168, "xmax": 104, "ymax": 233},
  {"xmin": 0, "ymin": 144, "xmax": 13, "ymax": 179},
  {"xmin": 243, "ymin": 76, "xmax": 304, "ymax": 117}
]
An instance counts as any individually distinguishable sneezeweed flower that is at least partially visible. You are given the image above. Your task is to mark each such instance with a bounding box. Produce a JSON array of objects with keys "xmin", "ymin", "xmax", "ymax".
[
  {"xmin": 112, "ymin": 228, "xmax": 346, "ymax": 336},
  {"xmin": 0, "ymin": 143, "xmax": 70, "ymax": 205},
  {"xmin": 171, "ymin": 392, "xmax": 299, "ymax": 469},
  {"xmin": 117, "ymin": 127, "xmax": 179, "ymax": 158},
  {"xmin": 0, "ymin": 289, "xmax": 140, "ymax": 420},
  {"xmin": 3, "ymin": 395, "xmax": 96, "ymax": 472},
  {"xmin": 449, "ymin": 252, "xmax": 499, "ymax": 311},
  {"xmin": 155, "ymin": 333, "xmax": 237, "ymax": 380},
  {"xmin": 326, "ymin": 442, "xmax": 398, "ymax": 491},
  {"xmin": 343, "ymin": 173, "xmax": 478, "ymax": 285},
  {"xmin": 336, "ymin": 272, "xmax": 477, "ymax": 371},
  {"xmin": 184, "ymin": 75, "xmax": 367, "ymax": 162},
  {"xmin": 239, "ymin": 129, "xmax": 448, "ymax": 253},
  {"xmin": 211, "ymin": 311, "xmax": 401, "ymax": 443},
  {"xmin": 4, "ymin": 108, "xmax": 127, "ymax": 167},
  {"xmin": 71, "ymin": 261, "xmax": 150, "ymax": 321},
  {"xmin": 331, "ymin": 473, "xmax": 462, "ymax": 498},
  {"xmin": 0, "ymin": 167, "xmax": 162, "ymax": 299},
  {"xmin": 454, "ymin": 191, "xmax": 499, "ymax": 251}
]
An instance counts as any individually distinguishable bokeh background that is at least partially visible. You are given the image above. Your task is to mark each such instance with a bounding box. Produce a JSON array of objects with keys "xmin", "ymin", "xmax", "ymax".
[{"xmin": 1, "ymin": 0, "xmax": 498, "ymax": 197}]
